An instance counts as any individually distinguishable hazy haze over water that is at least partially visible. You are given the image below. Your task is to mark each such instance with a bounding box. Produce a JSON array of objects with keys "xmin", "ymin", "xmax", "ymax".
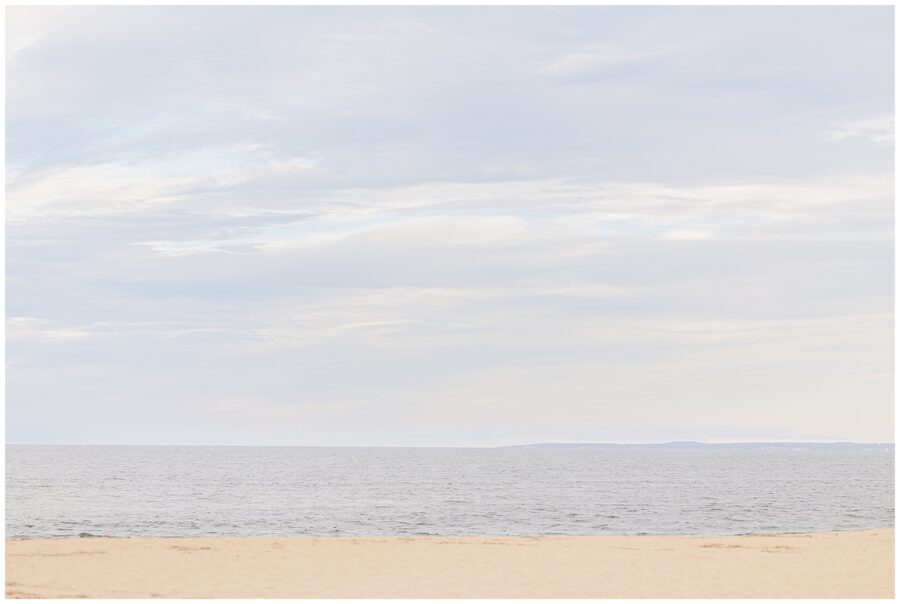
[{"xmin": 7, "ymin": 445, "xmax": 893, "ymax": 539}]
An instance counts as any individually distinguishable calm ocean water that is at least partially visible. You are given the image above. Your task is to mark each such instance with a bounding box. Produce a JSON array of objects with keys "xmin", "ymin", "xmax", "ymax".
[{"xmin": 6, "ymin": 445, "xmax": 894, "ymax": 539}]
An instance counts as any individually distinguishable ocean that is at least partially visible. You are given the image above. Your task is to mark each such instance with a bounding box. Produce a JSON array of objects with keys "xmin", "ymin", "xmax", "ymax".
[{"xmin": 6, "ymin": 445, "xmax": 894, "ymax": 539}]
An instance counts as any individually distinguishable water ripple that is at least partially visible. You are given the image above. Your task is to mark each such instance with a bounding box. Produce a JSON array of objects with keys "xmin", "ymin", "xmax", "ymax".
[{"xmin": 6, "ymin": 446, "xmax": 895, "ymax": 539}]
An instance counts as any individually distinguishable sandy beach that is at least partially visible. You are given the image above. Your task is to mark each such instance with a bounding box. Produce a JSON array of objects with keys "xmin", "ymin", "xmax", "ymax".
[{"xmin": 5, "ymin": 529, "xmax": 893, "ymax": 598}]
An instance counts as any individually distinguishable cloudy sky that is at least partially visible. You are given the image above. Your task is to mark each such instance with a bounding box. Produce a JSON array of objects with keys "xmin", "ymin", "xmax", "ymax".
[{"xmin": 7, "ymin": 7, "xmax": 894, "ymax": 446}]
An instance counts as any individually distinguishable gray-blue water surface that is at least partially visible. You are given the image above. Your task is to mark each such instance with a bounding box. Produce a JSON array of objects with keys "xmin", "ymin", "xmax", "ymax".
[{"xmin": 6, "ymin": 445, "xmax": 894, "ymax": 539}]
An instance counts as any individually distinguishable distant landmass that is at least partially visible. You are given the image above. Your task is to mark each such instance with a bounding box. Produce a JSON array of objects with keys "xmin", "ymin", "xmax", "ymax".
[{"xmin": 503, "ymin": 441, "xmax": 894, "ymax": 451}]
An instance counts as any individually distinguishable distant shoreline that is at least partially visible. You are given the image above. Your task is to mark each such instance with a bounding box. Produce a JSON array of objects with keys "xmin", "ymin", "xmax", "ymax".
[
  {"xmin": 6, "ymin": 529, "xmax": 893, "ymax": 598},
  {"xmin": 503, "ymin": 441, "xmax": 895, "ymax": 450}
]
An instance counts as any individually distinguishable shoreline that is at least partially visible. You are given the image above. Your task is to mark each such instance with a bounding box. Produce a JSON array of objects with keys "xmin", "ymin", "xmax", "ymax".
[
  {"xmin": 6, "ymin": 524, "xmax": 892, "ymax": 540},
  {"xmin": 6, "ymin": 529, "xmax": 894, "ymax": 598}
]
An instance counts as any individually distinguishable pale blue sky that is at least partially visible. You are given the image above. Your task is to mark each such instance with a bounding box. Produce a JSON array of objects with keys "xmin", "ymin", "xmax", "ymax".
[{"xmin": 6, "ymin": 6, "xmax": 894, "ymax": 445}]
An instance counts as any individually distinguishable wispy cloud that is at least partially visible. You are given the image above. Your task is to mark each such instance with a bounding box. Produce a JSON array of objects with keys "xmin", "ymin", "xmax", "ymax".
[
  {"xmin": 537, "ymin": 42, "xmax": 665, "ymax": 78},
  {"xmin": 824, "ymin": 115, "xmax": 894, "ymax": 144}
]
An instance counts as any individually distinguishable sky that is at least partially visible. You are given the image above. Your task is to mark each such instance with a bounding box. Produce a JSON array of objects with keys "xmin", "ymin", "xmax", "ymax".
[{"xmin": 6, "ymin": 6, "xmax": 894, "ymax": 446}]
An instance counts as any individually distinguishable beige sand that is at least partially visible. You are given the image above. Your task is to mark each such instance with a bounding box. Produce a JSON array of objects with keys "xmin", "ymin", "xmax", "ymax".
[{"xmin": 5, "ymin": 529, "xmax": 893, "ymax": 599}]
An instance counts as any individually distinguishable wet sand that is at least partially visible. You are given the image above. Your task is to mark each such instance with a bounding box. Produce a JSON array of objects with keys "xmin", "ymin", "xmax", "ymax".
[{"xmin": 5, "ymin": 529, "xmax": 893, "ymax": 598}]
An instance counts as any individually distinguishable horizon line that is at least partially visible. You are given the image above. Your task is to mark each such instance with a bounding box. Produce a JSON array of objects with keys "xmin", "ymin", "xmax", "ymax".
[{"xmin": 5, "ymin": 440, "xmax": 896, "ymax": 448}]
